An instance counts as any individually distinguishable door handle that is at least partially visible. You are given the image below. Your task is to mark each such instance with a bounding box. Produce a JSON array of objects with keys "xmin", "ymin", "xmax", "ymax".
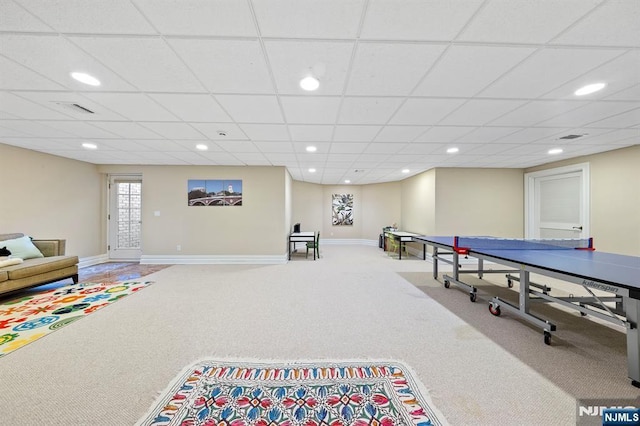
[{"xmin": 573, "ymin": 226, "xmax": 583, "ymax": 230}]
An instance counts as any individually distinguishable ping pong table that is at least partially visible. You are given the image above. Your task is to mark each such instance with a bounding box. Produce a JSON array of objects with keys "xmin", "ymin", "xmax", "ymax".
[{"xmin": 412, "ymin": 235, "xmax": 640, "ymax": 388}]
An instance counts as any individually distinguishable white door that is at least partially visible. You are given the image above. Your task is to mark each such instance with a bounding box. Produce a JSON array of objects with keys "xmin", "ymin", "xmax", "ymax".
[
  {"xmin": 525, "ymin": 163, "xmax": 589, "ymax": 239},
  {"xmin": 109, "ymin": 176, "xmax": 142, "ymax": 260}
]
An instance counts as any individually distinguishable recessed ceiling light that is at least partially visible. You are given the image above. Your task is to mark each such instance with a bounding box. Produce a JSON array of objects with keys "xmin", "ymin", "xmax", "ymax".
[
  {"xmin": 300, "ymin": 76, "xmax": 320, "ymax": 91},
  {"xmin": 574, "ymin": 82, "xmax": 606, "ymax": 96},
  {"xmin": 71, "ymin": 72, "xmax": 101, "ymax": 86},
  {"xmin": 196, "ymin": 144, "xmax": 208, "ymax": 151},
  {"xmin": 82, "ymin": 142, "xmax": 97, "ymax": 150},
  {"xmin": 344, "ymin": 179, "xmax": 351, "ymax": 184},
  {"xmin": 402, "ymin": 169, "xmax": 410, "ymax": 174},
  {"xmin": 447, "ymin": 147, "xmax": 459, "ymax": 154},
  {"xmin": 548, "ymin": 148, "xmax": 563, "ymax": 155},
  {"xmin": 308, "ymin": 168, "xmax": 316, "ymax": 173},
  {"xmin": 306, "ymin": 146, "xmax": 317, "ymax": 152}
]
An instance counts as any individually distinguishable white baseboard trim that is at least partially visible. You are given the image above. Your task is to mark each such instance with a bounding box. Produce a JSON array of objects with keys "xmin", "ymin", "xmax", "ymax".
[
  {"xmin": 140, "ymin": 254, "xmax": 288, "ymax": 265},
  {"xmin": 78, "ymin": 253, "xmax": 109, "ymax": 268}
]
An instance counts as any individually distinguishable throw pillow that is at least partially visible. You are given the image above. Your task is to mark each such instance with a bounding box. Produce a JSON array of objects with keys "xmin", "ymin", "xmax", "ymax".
[{"xmin": 1, "ymin": 236, "xmax": 44, "ymax": 260}]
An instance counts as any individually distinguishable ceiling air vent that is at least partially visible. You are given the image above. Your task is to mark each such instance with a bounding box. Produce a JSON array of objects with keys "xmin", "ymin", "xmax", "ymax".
[
  {"xmin": 559, "ymin": 134, "xmax": 584, "ymax": 140},
  {"xmin": 53, "ymin": 101, "xmax": 95, "ymax": 114}
]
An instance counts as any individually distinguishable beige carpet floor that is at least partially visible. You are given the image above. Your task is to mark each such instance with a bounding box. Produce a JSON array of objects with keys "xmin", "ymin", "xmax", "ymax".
[{"xmin": 0, "ymin": 245, "xmax": 634, "ymax": 425}]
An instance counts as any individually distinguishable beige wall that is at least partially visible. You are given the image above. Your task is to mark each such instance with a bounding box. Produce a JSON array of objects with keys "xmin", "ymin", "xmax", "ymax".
[
  {"xmin": 0, "ymin": 144, "xmax": 104, "ymax": 257},
  {"xmin": 99, "ymin": 165, "xmax": 288, "ymax": 256},
  {"xmin": 361, "ymin": 182, "xmax": 402, "ymax": 240},
  {"xmin": 433, "ymin": 168, "xmax": 524, "ymax": 237},
  {"xmin": 401, "ymin": 169, "xmax": 436, "ymax": 234},
  {"xmin": 526, "ymin": 145, "xmax": 640, "ymax": 256}
]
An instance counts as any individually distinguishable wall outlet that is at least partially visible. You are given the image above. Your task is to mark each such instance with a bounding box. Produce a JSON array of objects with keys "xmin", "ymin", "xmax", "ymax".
[{"xmin": 176, "ymin": 245, "xmax": 181, "ymax": 251}]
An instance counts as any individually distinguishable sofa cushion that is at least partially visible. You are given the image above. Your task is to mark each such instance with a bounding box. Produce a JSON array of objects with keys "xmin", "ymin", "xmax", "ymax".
[
  {"xmin": 0, "ymin": 270, "xmax": 7, "ymax": 283},
  {"xmin": 3, "ymin": 256, "xmax": 78, "ymax": 280},
  {"xmin": 1, "ymin": 236, "xmax": 44, "ymax": 260},
  {"xmin": 0, "ymin": 233, "xmax": 25, "ymax": 242}
]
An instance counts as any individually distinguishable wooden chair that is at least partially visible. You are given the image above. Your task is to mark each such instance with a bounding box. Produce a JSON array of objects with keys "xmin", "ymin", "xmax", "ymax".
[{"xmin": 306, "ymin": 232, "xmax": 320, "ymax": 259}]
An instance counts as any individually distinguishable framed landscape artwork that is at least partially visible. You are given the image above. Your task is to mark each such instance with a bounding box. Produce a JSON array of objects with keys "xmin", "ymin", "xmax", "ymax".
[
  {"xmin": 188, "ymin": 180, "xmax": 243, "ymax": 206},
  {"xmin": 332, "ymin": 194, "xmax": 353, "ymax": 225}
]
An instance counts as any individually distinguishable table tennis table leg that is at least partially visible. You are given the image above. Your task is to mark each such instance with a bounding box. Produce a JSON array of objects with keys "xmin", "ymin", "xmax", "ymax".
[
  {"xmin": 624, "ymin": 297, "xmax": 640, "ymax": 387},
  {"xmin": 432, "ymin": 246, "xmax": 439, "ymax": 279}
]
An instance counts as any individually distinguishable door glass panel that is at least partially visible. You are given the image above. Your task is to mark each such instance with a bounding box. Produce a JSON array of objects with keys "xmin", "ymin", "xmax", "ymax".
[{"xmin": 116, "ymin": 182, "xmax": 141, "ymax": 250}]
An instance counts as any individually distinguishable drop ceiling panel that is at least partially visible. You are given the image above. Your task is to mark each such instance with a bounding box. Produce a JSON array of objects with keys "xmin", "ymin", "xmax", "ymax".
[
  {"xmin": 489, "ymin": 100, "xmax": 588, "ymax": 126},
  {"xmin": 168, "ymin": 39, "xmax": 274, "ymax": 94},
  {"xmin": 361, "ymin": 0, "xmax": 482, "ymax": 40},
  {"xmin": 585, "ymin": 108, "xmax": 640, "ymax": 128},
  {"xmin": 190, "ymin": 123, "xmax": 248, "ymax": 140},
  {"xmin": 264, "ymin": 40, "xmax": 354, "ymax": 95},
  {"xmin": 537, "ymin": 101, "xmax": 639, "ymax": 127},
  {"xmin": 0, "ymin": 57, "xmax": 63, "ymax": 90},
  {"xmin": 215, "ymin": 95, "xmax": 283, "ymax": 123},
  {"xmin": 497, "ymin": 127, "xmax": 571, "ymax": 144},
  {"xmin": 458, "ymin": 0, "xmax": 601, "ymax": 44},
  {"xmin": 414, "ymin": 45, "xmax": 536, "ymax": 97},
  {"xmin": 0, "ymin": 119, "xmax": 76, "ymax": 138},
  {"xmin": 15, "ymin": 0, "xmax": 157, "ymax": 34},
  {"xmin": 366, "ymin": 142, "xmax": 408, "ymax": 154},
  {"xmin": 606, "ymin": 84, "xmax": 640, "ymax": 101},
  {"xmin": 256, "ymin": 142, "xmax": 294, "ymax": 153},
  {"xmin": 347, "ymin": 43, "xmax": 447, "ymax": 95},
  {"xmin": 374, "ymin": 125, "xmax": 428, "ymax": 142},
  {"xmin": 149, "ymin": 94, "xmax": 232, "ymax": 123},
  {"xmin": 135, "ymin": 140, "xmax": 191, "ymax": 152},
  {"xmin": 0, "ymin": 1, "xmax": 53, "ymax": 32},
  {"xmin": 135, "ymin": 0, "xmax": 256, "ymax": 37},
  {"xmin": 89, "ymin": 122, "xmax": 163, "ymax": 139},
  {"xmin": 292, "ymin": 142, "xmax": 331, "ymax": 153},
  {"xmin": 251, "ymin": 0, "xmax": 364, "ymax": 38},
  {"xmin": 414, "ymin": 126, "xmax": 474, "ymax": 143},
  {"xmin": 390, "ymin": 98, "xmax": 467, "ymax": 125},
  {"xmin": 338, "ymin": 97, "xmax": 404, "ymax": 124},
  {"xmin": 138, "ymin": 122, "xmax": 204, "ymax": 140},
  {"xmin": 329, "ymin": 142, "xmax": 368, "ymax": 154},
  {"xmin": 289, "ymin": 125, "xmax": 334, "ymax": 141},
  {"xmin": 33, "ymin": 120, "xmax": 119, "ymax": 139},
  {"xmin": 0, "ymin": 92, "xmax": 72, "ymax": 119},
  {"xmin": 398, "ymin": 143, "xmax": 447, "ymax": 155},
  {"xmin": 454, "ymin": 127, "xmax": 522, "ymax": 144},
  {"xmin": 550, "ymin": 0, "xmax": 640, "ymax": 47},
  {"xmin": 280, "ymin": 97, "xmax": 341, "ymax": 124},
  {"xmin": 439, "ymin": 99, "xmax": 527, "ymax": 126},
  {"xmin": 333, "ymin": 125, "xmax": 381, "ymax": 142},
  {"xmin": 83, "ymin": 93, "xmax": 178, "ymax": 121},
  {"xmin": 0, "ymin": 34, "xmax": 137, "ymax": 91},
  {"xmin": 96, "ymin": 139, "xmax": 159, "ymax": 152},
  {"xmin": 479, "ymin": 47, "xmax": 626, "ymax": 99},
  {"xmin": 240, "ymin": 124, "xmax": 290, "ymax": 141},
  {"xmin": 233, "ymin": 152, "xmax": 271, "ymax": 165},
  {"xmin": 70, "ymin": 36, "xmax": 204, "ymax": 92},
  {"xmin": 17, "ymin": 92, "xmax": 128, "ymax": 121}
]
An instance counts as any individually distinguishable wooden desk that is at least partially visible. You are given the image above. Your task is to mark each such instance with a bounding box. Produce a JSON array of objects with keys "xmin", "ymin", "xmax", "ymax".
[{"xmin": 288, "ymin": 232, "xmax": 316, "ymax": 260}]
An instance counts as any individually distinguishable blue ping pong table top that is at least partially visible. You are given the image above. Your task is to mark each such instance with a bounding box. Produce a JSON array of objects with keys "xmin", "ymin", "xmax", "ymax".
[{"xmin": 412, "ymin": 236, "xmax": 640, "ymax": 291}]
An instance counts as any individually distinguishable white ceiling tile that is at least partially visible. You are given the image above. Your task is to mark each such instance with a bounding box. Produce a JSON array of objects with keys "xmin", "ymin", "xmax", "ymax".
[
  {"xmin": 366, "ymin": 142, "xmax": 408, "ymax": 153},
  {"xmin": 255, "ymin": 141, "xmax": 294, "ymax": 153},
  {"xmin": 537, "ymin": 101, "xmax": 639, "ymax": 127},
  {"xmin": 333, "ymin": 125, "xmax": 381, "ymax": 142},
  {"xmin": 414, "ymin": 45, "xmax": 536, "ymax": 97},
  {"xmin": 263, "ymin": 153, "xmax": 298, "ymax": 163},
  {"xmin": 169, "ymin": 39, "xmax": 274, "ymax": 94},
  {"xmin": 190, "ymin": 123, "xmax": 248, "ymax": 140},
  {"xmin": 458, "ymin": 0, "xmax": 601, "ymax": 44},
  {"xmin": 0, "ymin": 137, "xmax": 77, "ymax": 150},
  {"xmin": 439, "ymin": 99, "xmax": 527, "ymax": 126},
  {"xmin": 585, "ymin": 108, "xmax": 640, "ymax": 128},
  {"xmin": 280, "ymin": 97, "xmax": 341, "ymax": 124},
  {"xmin": 83, "ymin": 93, "xmax": 178, "ymax": 121},
  {"xmin": 293, "ymin": 142, "xmax": 331, "ymax": 153},
  {"xmin": 70, "ymin": 36, "xmax": 204, "ymax": 92},
  {"xmin": 347, "ymin": 43, "xmax": 447, "ymax": 95},
  {"xmin": 454, "ymin": 127, "xmax": 522, "ymax": 144},
  {"xmin": 0, "ymin": 123, "xmax": 32, "ymax": 137},
  {"xmin": 572, "ymin": 129, "xmax": 640, "ymax": 145},
  {"xmin": 17, "ymin": 92, "xmax": 128, "ymax": 121},
  {"xmin": 0, "ymin": 56, "xmax": 63, "ymax": 90},
  {"xmin": 414, "ymin": 126, "xmax": 474, "ymax": 143},
  {"xmin": 496, "ymin": 127, "xmax": 571, "ymax": 143},
  {"xmin": 329, "ymin": 142, "xmax": 368, "ymax": 154},
  {"xmin": 289, "ymin": 125, "xmax": 334, "ymax": 141},
  {"xmin": 398, "ymin": 143, "xmax": 446, "ymax": 155},
  {"xmin": 489, "ymin": 100, "xmax": 588, "ymax": 126},
  {"xmin": 139, "ymin": 122, "xmax": 204, "ymax": 140},
  {"xmin": 480, "ymin": 47, "xmax": 625, "ymax": 99},
  {"xmin": 89, "ymin": 122, "xmax": 162, "ymax": 139},
  {"xmin": 264, "ymin": 40, "xmax": 353, "ymax": 95},
  {"xmin": 149, "ymin": 94, "xmax": 232, "ymax": 122},
  {"xmin": 252, "ymin": 0, "xmax": 364, "ymax": 38},
  {"xmin": 0, "ymin": 92, "xmax": 72, "ymax": 119},
  {"xmin": 361, "ymin": 0, "xmax": 482, "ymax": 40},
  {"xmin": 551, "ymin": 0, "xmax": 640, "ymax": 47},
  {"xmin": 390, "ymin": 98, "xmax": 467, "ymax": 125},
  {"xmin": 134, "ymin": 0, "xmax": 256, "ymax": 36},
  {"xmin": 215, "ymin": 140, "xmax": 260, "ymax": 153},
  {"xmin": 215, "ymin": 95, "xmax": 283, "ymax": 123},
  {"xmin": 96, "ymin": 139, "xmax": 159, "ymax": 152},
  {"xmin": 0, "ymin": 119, "xmax": 76, "ymax": 138},
  {"xmin": 135, "ymin": 140, "xmax": 190, "ymax": 151},
  {"xmin": 374, "ymin": 125, "xmax": 428, "ymax": 142},
  {"xmin": 0, "ymin": 1, "xmax": 53, "ymax": 32},
  {"xmin": 606, "ymin": 83, "xmax": 640, "ymax": 101},
  {"xmin": 171, "ymin": 140, "xmax": 224, "ymax": 152},
  {"xmin": 0, "ymin": 34, "xmax": 137, "ymax": 91},
  {"xmin": 464, "ymin": 143, "xmax": 522, "ymax": 155},
  {"xmin": 240, "ymin": 124, "xmax": 290, "ymax": 141},
  {"xmin": 338, "ymin": 97, "xmax": 404, "ymax": 124},
  {"xmin": 233, "ymin": 152, "xmax": 271, "ymax": 165},
  {"xmin": 168, "ymin": 152, "xmax": 213, "ymax": 165},
  {"xmin": 34, "ymin": 121, "xmax": 119, "ymax": 138}
]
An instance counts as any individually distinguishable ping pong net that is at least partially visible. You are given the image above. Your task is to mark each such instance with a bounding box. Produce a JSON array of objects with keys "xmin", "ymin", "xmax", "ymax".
[{"xmin": 452, "ymin": 236, "xmax": 594, "ymax": 255}]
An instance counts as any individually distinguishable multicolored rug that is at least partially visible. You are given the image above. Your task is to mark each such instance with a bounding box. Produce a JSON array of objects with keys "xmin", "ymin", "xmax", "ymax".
[
  {"xmin": 137, "ymin": 360, "xmax": 447, "ymax": 426},
  {"xmin": 0, "ymin": 280, "xmax": 152, "ymax": 357}
]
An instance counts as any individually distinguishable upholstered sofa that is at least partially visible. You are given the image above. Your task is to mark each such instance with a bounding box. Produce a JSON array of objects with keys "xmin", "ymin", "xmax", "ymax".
[{"xmin": 0, "ymin": 233, "xmax": 78, "ymax": 297}]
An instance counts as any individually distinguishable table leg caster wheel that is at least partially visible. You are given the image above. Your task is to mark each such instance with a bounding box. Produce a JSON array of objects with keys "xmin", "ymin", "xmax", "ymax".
[
  {"xmin": 631, "ymin": 380, "xmax": 640, "ymax": 388},
  {"xmin": 444, "ymin": 280, "xmax": 450, "ymax": 288},
  {"xmin": 544, "ymin": 331, "xmax": 552, "ymax": 345},
  {"xmin": 489, "ymin": 303, "xmax": 501, "ymax": 316},
  {"xmin": 507, "ymin": 279, "xmax": 513, "ymax": 288},
  {"xmin": 470, "ymin": 292, "xmax": 477, "ymax": 302}
]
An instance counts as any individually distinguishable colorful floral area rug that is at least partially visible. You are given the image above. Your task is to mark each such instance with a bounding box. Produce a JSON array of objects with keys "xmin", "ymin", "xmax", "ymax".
[
  {"xmin": 0, "ymin": 280, "xmax": 152, "ymax": 357},
  {"xmin": 137, "ymin": 360, "xmax": 448, "ymax": 426}
]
